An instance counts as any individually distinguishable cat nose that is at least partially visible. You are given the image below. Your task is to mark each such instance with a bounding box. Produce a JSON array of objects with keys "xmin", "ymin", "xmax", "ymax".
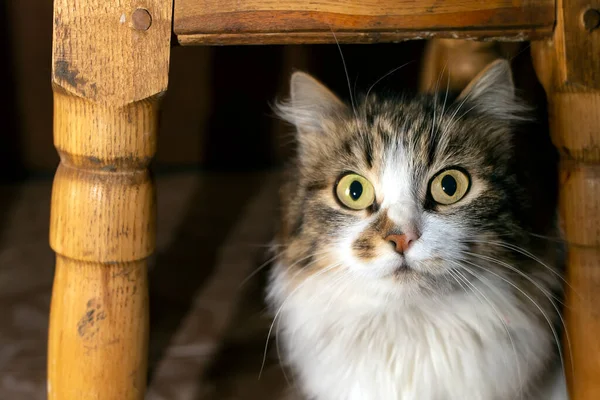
[{"xmin": 385, "ymin": 233, "xmax": 417, "ymax": 254}]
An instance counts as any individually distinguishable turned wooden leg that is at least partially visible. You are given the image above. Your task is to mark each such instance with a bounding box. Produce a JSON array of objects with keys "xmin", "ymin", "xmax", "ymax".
[
  {"xmin": 419, "ymin": 39, "xmax": 521, "ymax": 93},
  {"xmin": 48, "ymin": 1, "xmax": 172, "ymax": 398},
  {"xmin": 531, "ymin": 1, "xmax": 600, "ymax": 398}
]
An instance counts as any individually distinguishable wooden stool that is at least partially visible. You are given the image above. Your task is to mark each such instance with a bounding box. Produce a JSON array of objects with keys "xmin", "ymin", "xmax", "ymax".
[{"xmin": 48, "ymin": 0, "xmax": 600, "ymax": 399}]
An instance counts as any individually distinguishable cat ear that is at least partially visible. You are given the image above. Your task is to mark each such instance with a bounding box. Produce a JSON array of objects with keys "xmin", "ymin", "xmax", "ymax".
[
  {"xmin": 276, "ymin": 71, "xmax": 347, "ymax": 135},
  {"xmin": 455, "ymin": 59, "xmax": 528, "ymax": 120}
]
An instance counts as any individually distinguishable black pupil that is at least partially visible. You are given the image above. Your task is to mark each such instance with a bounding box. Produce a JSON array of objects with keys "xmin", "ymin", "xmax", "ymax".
[
  {"xmin": 349, "ymin": 180, "xmax": 363, "ymax": 201},
  {"xmin": 441, "ymin": 175, "xmax": 457, "ymax": 196}
]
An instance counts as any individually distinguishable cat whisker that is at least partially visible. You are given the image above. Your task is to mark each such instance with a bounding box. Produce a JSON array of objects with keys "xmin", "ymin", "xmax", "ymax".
[
  {"xmin": 278, "ymin": 135, "xmax": 304, "ymax": 147},
  {"xmin": 449, "ymin": 84, "xmax": 472, "ymax": 118},
  {"xmin": 447, "ymin": 263, "xmax": 523, "ymax": 399},
  {"xmin": 353, "ymin": 72, "xmax": 360, "ymax": 112},
  {"xmin": 465, "ymin": 251, "xmax": 574, "ymax": 379},
  {"xmin": 462, "ymin": 238, "xmax": 578, "ymax": 298},
  {"xmin": 439, "ymin": 60, "xmax": 451, "ymax": 121},
  {"xmin": 432, "ymin": 59, "xmax": 446, "ymax": 99},
  {"xmin": 260, "ymin": 258, "xmax": 341, "ymax": 379},
  {"xmin": 330, "ymin": 29, "xmax": 375, "ymax": 143},
  {"xmin": 321, "ymin": 271, "xmax": 353, "ymax": 314},
  {"xmin": 507, "ymin": 43, "xmax": 532, "ymax": 63},
  {"xmin": 524, "ymin": 231, "xmax": 566, "ymax": 244},
  {"xmin": 463, "ymin": 250, "xmax": 568, "ymax": 308},
  {"xmin": 451, "ymin": 104, "xmax": 479, "ymax": 130},
  {"xmin": 458, "ymin": 254, "xmax": 571, "ymax": 380},
  {"xmin": 237, "ymin": 242, "xmax": 286, "ymax": 249},
  {"xmin": 428, "ymin": 61, "xmax": 447, "ymax": 148},
  {"xmin": 240, "ymin": 247, "xmax": 332, "ymax": 289},
  {"xmin": 238, "ymin": 251, "xmax": 283, "ymax": 289},
  {"xmin": 442, "ymin": 102, "xmax": 480, "ymax": 136},
  {"xmin": 284, "ymin": 249, "xmax": 335, "ymax": 273},
  {"xmin": 363, "ymin": 61, "xmax": 414, "ymax": 110},
  {"xmin": 262, "ymin": 260, "xmax": 342, "ymax": 378},
  {"xmin": 330, "ymin": 30, "xmax": 359, "ymax": 121},
  {"xmin": 443, "ymin": 86, "xmax": 473, "ymax": 134},
  {"xmin": 275, "ymin": 307, "xmax": 295, "ymax": 390}
]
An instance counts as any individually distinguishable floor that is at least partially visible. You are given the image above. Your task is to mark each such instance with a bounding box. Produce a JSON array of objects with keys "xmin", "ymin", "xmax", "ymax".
[{"xmin": 0, "ymin": 171, "xmax": 291, "ymax": 399}]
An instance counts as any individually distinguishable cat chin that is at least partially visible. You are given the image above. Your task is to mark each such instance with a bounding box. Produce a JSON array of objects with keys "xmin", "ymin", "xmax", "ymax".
[
  {"xmin": 271, "ymin": 262, "xmax": 455, "ymax": 310},
  {"xmin": 371, "ymin": 273, "xmax": 457, "ymax": 305},
  {"xmin": 343, "ymin": 257, "xmax": 458, "ymax": 302}
]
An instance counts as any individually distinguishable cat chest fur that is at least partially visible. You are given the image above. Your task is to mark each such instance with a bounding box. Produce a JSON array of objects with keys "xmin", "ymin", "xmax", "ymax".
[{"xmin": 269, "ymin": 266, "xmax": 557, "ymax": 400}]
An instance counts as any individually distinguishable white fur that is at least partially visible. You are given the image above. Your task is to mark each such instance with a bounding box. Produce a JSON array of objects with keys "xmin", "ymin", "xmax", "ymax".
[{"xmin": 268, "ymin": 263, "xmax": 567, "ymax": 400}]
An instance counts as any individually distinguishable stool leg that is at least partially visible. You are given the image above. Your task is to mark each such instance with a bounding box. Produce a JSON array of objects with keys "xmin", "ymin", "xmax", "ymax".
[
  {"xmin": 419, "ymin": 39, "xmax": 501, "ymax": 93},
  {"xmin": 531, "ymin": 0, "xmax": 600, "ymax": 398},
  {"xmin": 419, "ymin": 39, "xmax": 521, "ymax": 93},
  {"xmin": 48, "ymin": 1, "xmax": 173, "ymax": 399}
]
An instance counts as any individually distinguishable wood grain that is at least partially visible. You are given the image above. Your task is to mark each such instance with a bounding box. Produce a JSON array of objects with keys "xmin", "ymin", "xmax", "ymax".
[
  {"xmin": 174, "ymin": 0, "xmax": 554, "ymax": 45},
  {"xmin": 48, "ymin": 257, "xmax": 149, "ymax": 399},
  {"xmin": 49, "ymin": 0, "xmax": 172, "ymax": 399},
  {"xmin": 531, "ymin": 0, "xmax": 600, "ymax": 398},
  {"xmin": 177, "ymin": 29, "xmax": 552, "ymax": 46}
]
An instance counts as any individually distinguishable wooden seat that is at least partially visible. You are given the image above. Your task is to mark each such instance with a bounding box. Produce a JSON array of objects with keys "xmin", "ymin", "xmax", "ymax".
[
  {"xmin": 173, "ymin": 0, "xmax": 554, "ymax": 44},
  {"xmin": 48, "ymin": 0, "xmax": 600, "ymax": 399}
]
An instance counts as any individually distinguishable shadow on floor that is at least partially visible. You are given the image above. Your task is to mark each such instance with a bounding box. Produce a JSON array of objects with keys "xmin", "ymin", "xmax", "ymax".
[
  {"xmin": 147, "ymin": 173, "xmax": 271, "ymax": 381},
  {"xmin": 197, "ymin": 250, "xmax": 290, "ymax": 400}
]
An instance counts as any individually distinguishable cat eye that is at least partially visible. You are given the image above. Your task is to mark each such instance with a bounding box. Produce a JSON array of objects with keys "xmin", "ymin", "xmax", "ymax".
[
  {"xmin": 335, "ymin": 173, "xmax": 375, "ymax": 210},
  {"xmin": 429, "ymin": 168, "xmax": 471, "ymax": 205}
]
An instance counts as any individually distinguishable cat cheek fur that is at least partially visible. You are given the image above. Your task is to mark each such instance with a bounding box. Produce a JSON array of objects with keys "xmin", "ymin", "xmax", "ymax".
[{"xmin": 406, "ymin": 212, "xmax": 471, "ymax": 271}]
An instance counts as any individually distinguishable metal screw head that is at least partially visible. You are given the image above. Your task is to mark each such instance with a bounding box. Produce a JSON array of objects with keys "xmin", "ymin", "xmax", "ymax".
[
  {"xmin": 132, "ymin": 8, "xmax": 152, "ymax": 31},
  {"xmin": 583, "ymin": 8, "xmax": 600, "ymax": 32}
]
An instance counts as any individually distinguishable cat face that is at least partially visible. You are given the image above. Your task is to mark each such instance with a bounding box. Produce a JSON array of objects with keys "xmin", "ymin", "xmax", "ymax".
[{"xmin": 276, "ymin": 60, "xmax": 531, "ymax": 302}]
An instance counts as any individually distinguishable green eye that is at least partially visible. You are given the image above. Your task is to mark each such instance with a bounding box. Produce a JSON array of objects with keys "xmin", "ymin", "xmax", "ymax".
[
  {"xmin": 430, "ymin": 168, "xmax": 471, "ymax": 205},
  {"xmin": 335, "ymin": 173, "xmax": 375, "ymax": 210}
]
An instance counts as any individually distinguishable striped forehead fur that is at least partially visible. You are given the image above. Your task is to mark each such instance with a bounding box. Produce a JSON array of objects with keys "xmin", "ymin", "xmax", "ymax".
[{"xmin": 275, "ymin": 86, "xmax": 528, "ymax": 248}]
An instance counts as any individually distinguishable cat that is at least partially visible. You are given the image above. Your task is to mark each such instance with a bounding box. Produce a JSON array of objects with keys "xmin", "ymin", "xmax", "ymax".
[{"xmin": 266, "ymin": 59, "xmax": 568, "ymax": 400}]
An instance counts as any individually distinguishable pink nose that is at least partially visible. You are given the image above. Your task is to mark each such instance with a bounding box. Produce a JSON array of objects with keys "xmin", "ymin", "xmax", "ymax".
[{"xmin": 385, "ymin": 233, "xmax": 416, "ymax": 254}]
